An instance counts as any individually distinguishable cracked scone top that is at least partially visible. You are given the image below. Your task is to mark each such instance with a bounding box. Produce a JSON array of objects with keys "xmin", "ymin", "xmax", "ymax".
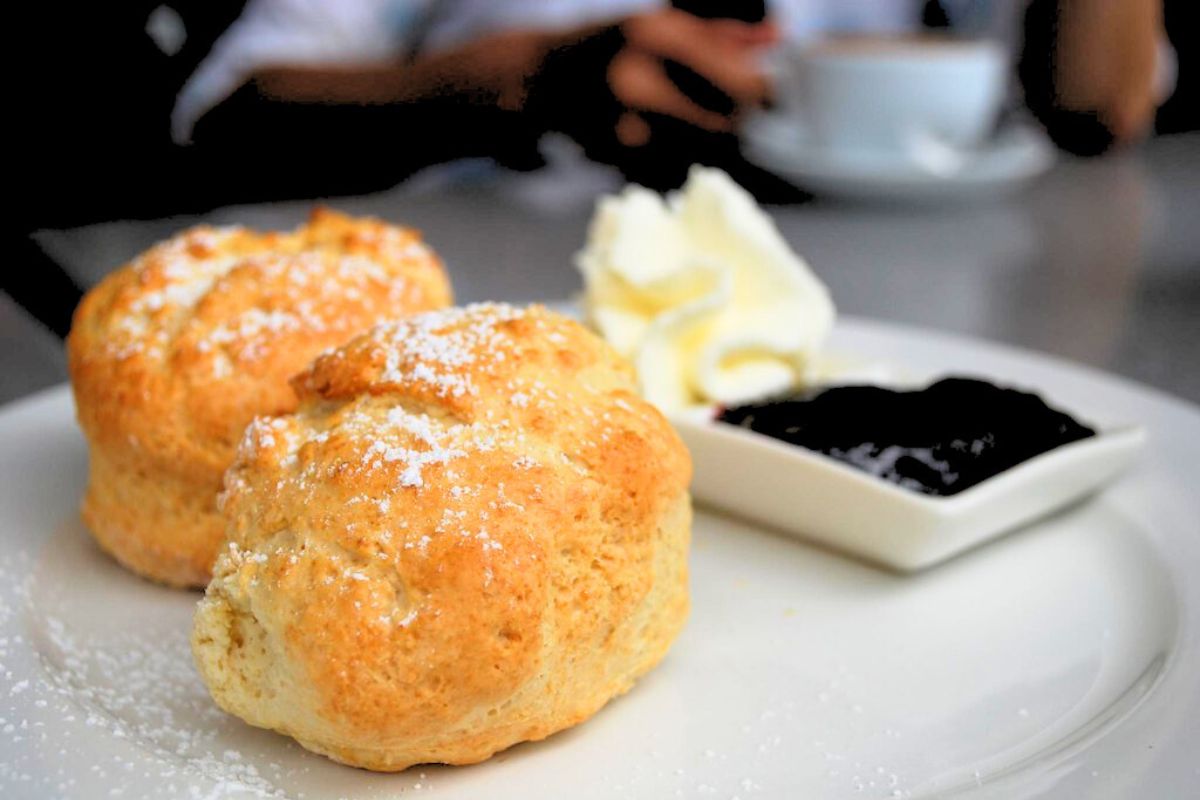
[
  {"xmin": 192, "ymin": 303, "xmax": 692, "ymax": 771},
  {"xmin": 67, "ymin": 209, "xmax": 453, "ymax": 587}
]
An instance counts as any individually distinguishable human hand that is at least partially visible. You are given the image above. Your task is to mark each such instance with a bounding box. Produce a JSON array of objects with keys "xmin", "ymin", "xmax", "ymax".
[{"xmin": 608, "ymin": 9, "xmax": 778, "ymax": 145}]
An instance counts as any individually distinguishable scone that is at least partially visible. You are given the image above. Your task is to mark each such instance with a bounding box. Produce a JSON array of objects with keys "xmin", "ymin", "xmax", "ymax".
[
  {"xmin": 67, "ymin": 209, "xmax": 453, "ymax": 587},
  {"xmin": 192, "ymin": 303, "xmax": 692, "ymax": 771}
]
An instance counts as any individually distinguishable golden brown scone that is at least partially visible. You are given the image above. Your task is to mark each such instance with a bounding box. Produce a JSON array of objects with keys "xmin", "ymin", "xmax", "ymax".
[
  {"xmin": 192, "ymin": 303, "xmax": 692, "ymax": 771},
  {"xmin": 68, "ymin": 208, "xmax": 453, "ymax": 587}
]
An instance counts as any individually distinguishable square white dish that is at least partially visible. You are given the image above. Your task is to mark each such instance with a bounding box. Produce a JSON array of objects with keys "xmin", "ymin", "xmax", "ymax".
[{"xmin": 674, "ymin": 412, "xmax": 1146, "ymax": 571}]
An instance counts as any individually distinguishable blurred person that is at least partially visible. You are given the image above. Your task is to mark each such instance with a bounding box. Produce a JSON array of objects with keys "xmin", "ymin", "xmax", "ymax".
[
  {"xmin": 178, "ymin": 1, "xmax": 782, "ymax": 197},
  {"xmin": 11, "ymin": 0, "xmax": 784, "ymax": 338},
  {"xmin": 14, "ymin": 0, "xmax": 1175, "ymax": 220},
  {"xmin": 9, "ymin": 0, "xmax": 1179, "ymax": 337},
  {"xmin": 1019, "ymin": 0, "xmax": 1174, "ymax": 155},
  {"xmin": 175, "ymin": 0, "xmax": 1175, "ymax": 191}
]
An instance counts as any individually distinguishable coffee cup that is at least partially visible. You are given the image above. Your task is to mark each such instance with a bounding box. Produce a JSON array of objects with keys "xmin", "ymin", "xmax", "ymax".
[{"xmin": 773, "ymin": 36, "xmax": 1008, "ymax": 157}]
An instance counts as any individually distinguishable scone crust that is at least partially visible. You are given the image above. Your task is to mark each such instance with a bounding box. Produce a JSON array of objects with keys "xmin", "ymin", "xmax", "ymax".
[
  {"xmin": 68, "ymin": 209, "xmax": 453, "ymax": 586},
  {"xmin": 193, "ymin": 304, "xmax": 691, "ymax": 770}
]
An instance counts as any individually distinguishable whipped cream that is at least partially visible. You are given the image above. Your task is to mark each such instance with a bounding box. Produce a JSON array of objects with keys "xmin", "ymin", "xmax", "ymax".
[{"xmin": 577, "ymin": 166, "xmax": 836, "ymax": 414}]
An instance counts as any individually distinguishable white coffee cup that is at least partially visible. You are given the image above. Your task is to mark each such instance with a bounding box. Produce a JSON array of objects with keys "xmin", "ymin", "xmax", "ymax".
[{"xmin": 774, "ymin": 36, "xmax": 1008, "ymax": 156}]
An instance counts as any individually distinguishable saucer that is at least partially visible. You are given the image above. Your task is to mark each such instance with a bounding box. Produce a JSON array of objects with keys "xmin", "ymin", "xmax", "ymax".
[{"xmin": 742, "ymin": 112, "xmax": 1055, "ymax": 202}]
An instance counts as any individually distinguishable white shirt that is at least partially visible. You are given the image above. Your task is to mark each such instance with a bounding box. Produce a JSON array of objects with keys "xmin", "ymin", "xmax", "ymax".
[
  {"xmin": 172, "ymin": 0, "xmax": 934, "ymax": 141},
  {"xmin": 170, "ymin": 0, "xmax": 1172, "ymax": 143}
]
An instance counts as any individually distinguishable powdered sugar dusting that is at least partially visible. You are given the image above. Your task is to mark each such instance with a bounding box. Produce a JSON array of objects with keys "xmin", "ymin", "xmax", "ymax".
[
  {"xmin": 367, "ymin": 303, "xmax": 527, "ymax": 398},
  {"xmin": 1, "ymin": 544, "xmax": 443, "ymax": 799},
  {"xmin": 0, "ymin": 551, "xmax": 290, "ymax": 798},
  {"xmin": 95, "ymin": 214, "xmax": 445, "ymax": 366},
  {"xmin": 222, "ymin": 305, "xmax": 566, "ymax": 591},
  {"xmin": 366, "ymin": 435, "xmax": 466, "ymax": 489}
]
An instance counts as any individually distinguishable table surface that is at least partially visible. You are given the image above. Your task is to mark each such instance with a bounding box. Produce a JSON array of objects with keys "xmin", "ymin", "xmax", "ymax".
[{"xmin": 6, "ymin": 132, "xmax": 1198, "ymax": 407}]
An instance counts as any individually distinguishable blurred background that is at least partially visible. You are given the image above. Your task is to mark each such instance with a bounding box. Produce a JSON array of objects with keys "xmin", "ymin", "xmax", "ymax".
[{"xmin": 6, "ymin": 0, "xmax": 1199, "ymax": 403}]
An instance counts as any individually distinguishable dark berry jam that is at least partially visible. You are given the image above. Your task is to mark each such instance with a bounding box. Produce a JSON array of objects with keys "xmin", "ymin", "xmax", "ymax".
[{"xmin": 717, "ymin": 377, "xmax": 1096, "ymax": 497}]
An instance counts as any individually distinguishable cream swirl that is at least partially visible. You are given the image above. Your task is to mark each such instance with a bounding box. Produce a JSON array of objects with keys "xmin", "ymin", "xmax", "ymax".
[{"xmin": 578, "ymin": 166, "xmax": 835, "ymax": 414}]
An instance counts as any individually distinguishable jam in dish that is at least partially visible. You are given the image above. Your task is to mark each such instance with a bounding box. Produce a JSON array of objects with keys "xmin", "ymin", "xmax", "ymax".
[{"xmin": 717, "ymin": 377, "xmax": 1096, "ymax": 497}]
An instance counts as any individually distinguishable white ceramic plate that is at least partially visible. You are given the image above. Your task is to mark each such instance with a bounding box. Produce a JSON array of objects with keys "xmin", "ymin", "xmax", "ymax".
[
  {"xmin": 2, "ymin": 317, "xmax": 1198, "ymax": 799},
  {"xmin": 742, "ymin": 113, "xmax": 1055, "ymax": 202}
]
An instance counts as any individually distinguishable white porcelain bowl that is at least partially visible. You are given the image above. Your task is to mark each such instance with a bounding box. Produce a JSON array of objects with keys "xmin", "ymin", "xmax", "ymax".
[{"xmin": 674, "ymin": 412, "xmax": 1145, "ymax": 571}]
